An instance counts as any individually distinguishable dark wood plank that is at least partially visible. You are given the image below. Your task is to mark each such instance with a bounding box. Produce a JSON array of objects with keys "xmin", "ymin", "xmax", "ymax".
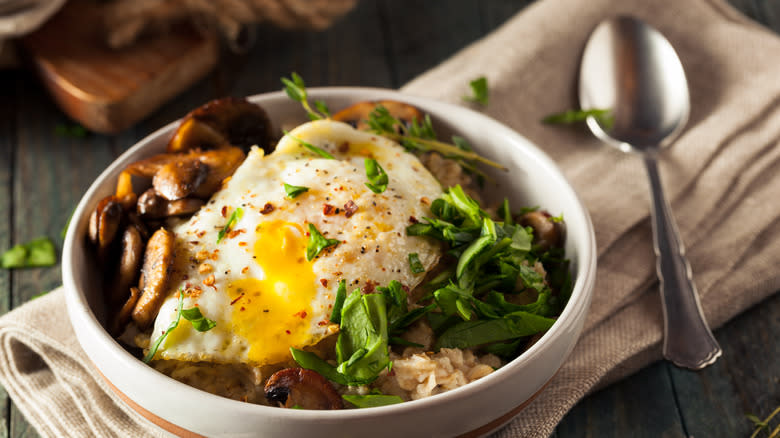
[
  {"xmin": 378, "ymin": 0, "xmax": 485, "ymax": 86},
  {"xmin": 8, "ymin": 72, "xmax": 120, "ymax": 438},
  {"xmin": 672, "ymin": 290, "xmax": 780, "ymax": 437},
  {"xmin": 557, "ymin": 362, "xmax": 686, "ymax": 437},
  {"xmin": 0, "ymin": 70, "xmax": 16, "ymax": 438}
]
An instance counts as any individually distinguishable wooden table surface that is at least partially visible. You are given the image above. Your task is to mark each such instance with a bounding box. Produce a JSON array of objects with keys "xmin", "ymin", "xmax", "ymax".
[{"xmin": 1, "ymin": 1, "xmax": 778, "ymax": 437}]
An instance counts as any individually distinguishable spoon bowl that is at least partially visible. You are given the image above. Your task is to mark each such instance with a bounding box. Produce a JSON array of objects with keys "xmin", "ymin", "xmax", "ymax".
[{"xmin": 579, "ymin": 15, "xmax": 721, "ymax": 369}]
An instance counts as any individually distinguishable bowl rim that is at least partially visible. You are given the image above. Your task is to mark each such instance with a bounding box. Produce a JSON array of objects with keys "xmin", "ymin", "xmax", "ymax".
[{"xmin": 62, "ymin": 86, "xmax": 597, "ymax": 422}]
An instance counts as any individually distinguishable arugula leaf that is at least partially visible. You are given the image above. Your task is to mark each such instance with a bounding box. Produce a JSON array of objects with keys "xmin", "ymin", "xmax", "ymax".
[
  {"xmin": 290, "ymin": 348, "xmax": 372, "ymax": 386},
  {"xmin": 217, "ymin": 207, "xmax": 243, "ymax": 244},
  {"xmin": 283, "ymin": 130, "xmax": 335, "ymax": 159},
  {"xmin": 408, "ymin": 253, "xmax": 425, "ymax": 274},
  {"xmin": 306, "ymin": 224, "xmax": 340, "ymax": 261},
  {"xmin": 342, "ymin": 394, "xmax": 403, "ymax": 408},
  {"xmin": 364, "ymin": 158, "xmax": 388, "ymax": 194},
  {"xmin": 542, "ymin": 108, "xmax": 613, "ymax": 128},
  {"xmin": 283, "ymin": 183, "xmax": 309, "ymax": 198},
  {"xmin": 462, "ymin": 76, "xmax": 489, "ymax": 106},
  {"xmin": 1, "ymin": 237, "xmax": 56, "ymax": 269},
  {"xmin": 330, "ymin": 279, "xmax": 347, "ymax": 325},
  {"xmin": 335, "ymin": 291, "xmax": 390, "ymax": 382},
  {"xmin": 143, "ymin": 293, "xmax": 185, "ymax": 363},
  {"xmin": 435, "ymin": 311, "xmax": 555, "ymax": 350},
  {"xmin": 281, "ymin": 73, "xmax": 329, "ymax": 120},
  {"xmin": 181, "ymin": 307, "xmax": 217, "ymax": 332}
]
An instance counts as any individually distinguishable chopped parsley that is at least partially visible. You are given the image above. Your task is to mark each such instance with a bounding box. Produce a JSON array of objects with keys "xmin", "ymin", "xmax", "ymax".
[
  {"xmin": 1, "ymin": 237, "xmax": 56, "ymax": 269},
  {"xmin": 462, "ymin": 76, "xmax": 489, "ymax": 106},
  {"xmin": 216, "ymin": 207, "xmax": 243, "ymax": 244},
  {"xmin": 408, "ymin": 253, "xmax": 425, "ymax": 274},
  {"xmin": 283, "ymin": 183, "xmax": 309, "ymax": 199},
  {"xmin": 542, "ymin": 108, "xmax": 613, "ymax": 128},
  {"xmin": 305, "ymin": 224, "xmax": 340, "ymax": 261},
  {"xmin": 143, "ymin": 291, "xmax": 216, "ymax": 363},
  {"xmin": 284, "ymin": 130, "xmax": 334, "ymax": 159},
  {"xmin": 364, "ymin": 158, "xmax": 388, "ymax": 194}
]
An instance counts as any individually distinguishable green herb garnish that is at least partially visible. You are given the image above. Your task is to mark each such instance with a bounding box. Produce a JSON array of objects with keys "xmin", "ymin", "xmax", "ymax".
[
  {"xmin": 367, "ymin": 105, "xmax": 505, "ymax": 170},
  {"xmin": 284, "ymin": 130, "xmax": 334, "ymax": 159},
  {"xmin": 1, "ymin": 237, "xmax": 56, "ymax": 269},
  {"xmin": 342, "ymin": 394, "xmax": 403, "ymax": 408},
  {"xmin": 181, "ymin": 306, "xmax": 217, "ymax": 332},
  {"xmin": 306, "ymin": 224, "xmax": 340, "ymax": 261},
  {"xmin": 281, "ymin": 73, "xmax": 330, "ymax": 120},
  {"xmin": 283, "ymin": 183, "xmax": 309, "ymax": 198},
  {"xmin": 335, "ymin": 291, "xmax": 390, "ymax": 381},
  {"xmin": 364, "ymin": 158, "xmax": 388, "ymax": 194},
  {"xmin": 462, "ymin": 76, "xmax": 489, "ymax": 106},
  {"xmin": 748, "ymin": 405, "xmax": 780, "ymax": 438},
  {"xmin": 330, "ymin": 279, "xmax": 347, "ymax": 325},
  {"xmin": 54, "ymin": 123, "xmax": 88, "ymax": 138},
  {"xmin": 143, "ymin": 293, "xmax": 184, "ymax": 363},
  {"xmin": 408, "ymin": 253, "xmax": 425, "ymax": 274},
  {"xmin": 143, "ymin": 292, "xmax": 216, "ymax": 363},
  {"xmin": 404, "ymin": 185, "xmax": 571, "ymax": 350},
  {"xmin": 217, "ymin": 207, "xmax": 243, "ymax": 244},
  {"xmin": 542, "ymin": 108, "xmax": 613, "ymax": 128}
]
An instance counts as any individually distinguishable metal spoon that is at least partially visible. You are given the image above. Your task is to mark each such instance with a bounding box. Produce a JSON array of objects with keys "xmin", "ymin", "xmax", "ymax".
[{"xmin": 579, "ymin": 15, "xmax": 721, "ymax": 369}]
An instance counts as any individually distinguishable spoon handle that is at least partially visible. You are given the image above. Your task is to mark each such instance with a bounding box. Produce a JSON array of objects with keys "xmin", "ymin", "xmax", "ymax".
[{"xmin": 644, "ymin": 156, "xmax": 722, "ymax": 370}]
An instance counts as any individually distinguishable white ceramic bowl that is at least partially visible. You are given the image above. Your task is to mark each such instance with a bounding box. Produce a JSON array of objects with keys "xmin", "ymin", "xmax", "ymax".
[{"xmin": 63, "ymin": 88, "xmax": 597, "ymax": 438}]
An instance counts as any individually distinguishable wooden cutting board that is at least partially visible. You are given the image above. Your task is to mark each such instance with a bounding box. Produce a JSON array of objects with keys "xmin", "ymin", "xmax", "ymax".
[{"xmin": 21, "ymin": 0, "xmax": 219, "ymax": 134}]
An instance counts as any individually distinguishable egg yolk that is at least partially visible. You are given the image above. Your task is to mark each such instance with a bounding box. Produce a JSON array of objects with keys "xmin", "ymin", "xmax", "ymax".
[{"xmin": 226, "ymin": 221, "xmax": 317, "ymax": 365}]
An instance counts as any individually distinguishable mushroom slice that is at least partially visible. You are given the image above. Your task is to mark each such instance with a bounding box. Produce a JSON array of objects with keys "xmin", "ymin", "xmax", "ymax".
[
  {"xmin": 112, "ymin": 286, "xmax": 141, "ymax": 336},
  {"xmin": 332, "ymin": 100, "xmax": 425, "ymax": 131},
  {"xmin": 109, "ymin": 226, "xmax": 145, "ymax": 309},
  {"xmin": 137, "ymin": 189, "xmax": 205, "ymax": 219},
  {"xmin": 517, "ymin": 210, "xmax": 565, "ymax": 252},
  {"xmin": 264, "ymin": 368, "xmax": 343, "ymax": 410},
  {"xmin": 152, "ymin": 157, "xmax": 209, "ymax": 201},
  {"xmin": 124, "ymin": 153, "xmax": 180, "ymax": 178},
  {"xmin": 89, "ymin": 195, "xmax": 124, "ymax": 262},
  {"xmin": 190, "ymin": 146, "xmax": 245, "ymax": 199},
  {"xmin": 167, "ymin": 97, "xmax": 274, "ymax": 154},
  {"xmin": 132, "ymin": 228, "xmax": 175, "ymax": 330}
]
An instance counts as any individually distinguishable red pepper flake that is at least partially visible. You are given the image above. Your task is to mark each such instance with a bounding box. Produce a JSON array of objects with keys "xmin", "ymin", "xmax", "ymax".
[
  {"xmin": 242, "ymin": 266, "xmax": 249, "ymax": 274},
  {"xmin": 318, "ymin": 320, "xmax": 328, "ymax": 326},
  {"xmin": 285, "ymin": 330, "xmax": 291, "ymax": 334},
  {"xmin": 293, "ymin": 310, "xmax": 308, "ymax": 319},
  {"xmin": 409, "ymin": 216, "xmax": 419, "ymax": 224},
  {"xmin": 322, "ymin": 203, "xmax": 336, "ymax": 215},
  {"xmin": 196, "ymin": 230, "xmax": 206, "ymax": 238},
  {"xmin": 420, "ymin": 197, "xmax": 430, "ymax": 205},
  {"xmin": 261, "ymin": 203, "xmax": 274, "ymax": 215},
  {"xmin": 241, "ymin": 306, "xmax": 246, "ymax": 311},
  {"xmin": 338, "ymin": 142, "xmax": 349, "ymax": 153},
  {"xmin": 189, "ymin": 240, "xmax": 199, "ymax": 245},
  {"xmin": 221, "ymin": 206, "xmax": 228, "ymax": 217},
  {"xmin": 228, "ymin": 229, "xmax": 246, "ymax": 239},
  {"xmin": 230, "ymin": 293, "xmax": 245, "ymax": 305},
  {"xmin": 344, "ymin": 200, "xmax": 358, "ymax": 218},
  {"xmin": 362, "ymin": 280, "xmax": 378, "ymax": 294},
  {"xmin": 320, "ymin": 278, "xmax": 328, "ymax": 287}
]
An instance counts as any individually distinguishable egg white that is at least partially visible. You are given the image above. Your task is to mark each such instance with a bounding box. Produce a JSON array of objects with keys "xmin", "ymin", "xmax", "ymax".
[{"xmin": 146, "ymin": 120, "xmax": 445, "ymax": 367}]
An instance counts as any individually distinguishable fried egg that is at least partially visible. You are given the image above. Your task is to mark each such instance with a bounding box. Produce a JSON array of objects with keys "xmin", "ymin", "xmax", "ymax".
[{"xmin": 147, "ymin": 120, "xmax": 444, "ymax": 367}]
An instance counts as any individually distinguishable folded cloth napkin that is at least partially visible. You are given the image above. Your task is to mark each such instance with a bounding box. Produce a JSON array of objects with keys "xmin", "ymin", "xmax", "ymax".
[{"xmin": 1, "ymin": 0, "xmax": 779, "ymax": 436}]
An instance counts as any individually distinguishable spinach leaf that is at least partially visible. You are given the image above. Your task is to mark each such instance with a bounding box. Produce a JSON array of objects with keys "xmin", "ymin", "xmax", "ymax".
[{"xmin": 342, "ymin": 394, "xmax": 403, "ymax": 408}]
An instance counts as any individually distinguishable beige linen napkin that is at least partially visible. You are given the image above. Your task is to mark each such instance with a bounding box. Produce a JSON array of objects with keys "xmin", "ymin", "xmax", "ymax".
[{"xmin": 1, "ymin": 0, "xmax": 779, "ymax": 436}]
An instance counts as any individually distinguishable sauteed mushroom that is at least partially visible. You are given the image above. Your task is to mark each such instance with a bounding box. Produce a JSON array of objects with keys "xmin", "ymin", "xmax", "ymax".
[
  {"xmin": 264, "ymin": 368, "xmax": 343, "ymax": 410},
  {"xmin": 132, "ymin": 228, "xmax": 175, "ymax": 330},
  {"xmin": 137, "ymin": 189, "xmax": 205, "ymax": 219},
  {"xmin": 112, "ymin": 286, "xmax": 141, "ymax": 336},
  {"xmin": 109, "ymin": 226, "xmax": 145, "ymax": 308},
  {"xmin": 152, "ymin": 158, "xmax": 209, "ymax": 201},
  {"xmin": 88, "ymin": 195, "xmax": 124, "ymax": 263},
  {"xmin": 517, "ymin": 210, "xmax": 564, "ymax": 252},
  {"xmin": 167, "ymin": 97, "xmax": 274, "ymax": 154},
  {"xmin": 332, "ymin": 100, "xmax": 424, "ymax": 131}
]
